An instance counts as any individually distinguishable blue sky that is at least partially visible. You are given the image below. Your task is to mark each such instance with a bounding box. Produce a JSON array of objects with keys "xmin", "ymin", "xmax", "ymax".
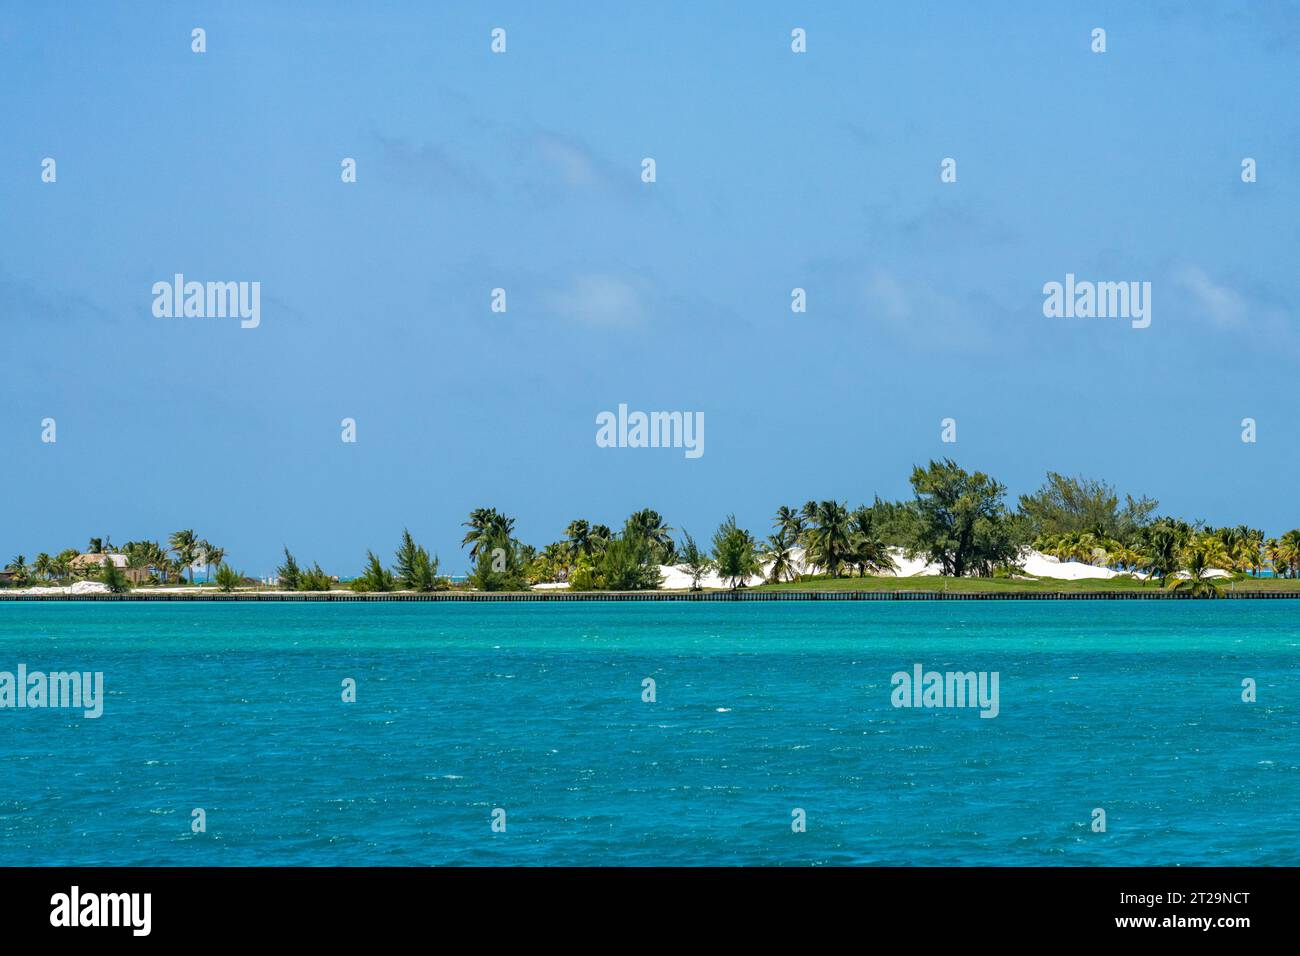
[{"xmin": 2, "ymin": 2, "xmax": 1298, "ymax": 575}]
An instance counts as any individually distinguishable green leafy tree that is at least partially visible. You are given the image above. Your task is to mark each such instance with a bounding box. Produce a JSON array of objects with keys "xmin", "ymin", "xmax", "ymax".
[
  {"xmin": 276, "ymin": 548, "xmax": 302, "ymax": 591},
  {"xmin": 597, "ymin": 532, "xmax": 663, "ymax": 591},
  {"xmin": 215, "ymin": 563, "xmax": 242, "ymax": 592},
  {"xmin": 394, "ymin": 529, "xmax": 423, "ymax": 589},
  {"xmin": 351, "ymin": 551, "xmax": 396, "ymax": 592},
  {"xmin": 712, "ymin": 515, "xmax": 761, "ymax": 589},
  {"xmin": 908, "ymin": 459, "xmax": 1017, "ymax": 577},
  {"xmin": 1018, "ymin": 472, "xmax": 1157, "ymax": 543},
  {"xmin": 676, "ymin": 530, "xmax": 714, "ymax": 591},
  {"xmin": 405, "ymin": 542, "xmax": 443, "ymax": 591},
  {"xmin": 568, "ymin": 553, "xmax": 600, "ymax": 590},
  {"xmin": 469, "ymin": 533, "xmax": 527, "ymax": 591},
  {"xmin": 299, "ymin": 563, "xmax": 334, "ymax": 591},
  {"xmin": 98, "ymin": 558, "xmax": 129, "ymax": 594}
]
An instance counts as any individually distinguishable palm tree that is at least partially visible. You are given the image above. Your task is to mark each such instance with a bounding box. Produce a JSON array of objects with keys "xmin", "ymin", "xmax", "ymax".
[
  {"xmin": 4, "ymin": 555, "xmax": 29, "ymax": 585},
  {"xmin": 625, "ymin": 509, "xmax": 674, "ymax": 562},
  {"xmin": 86, "ymin": 538, "xmax": 103, "ymax": 555},
  {"xmin": 462, "ymin": 508, "xmax": 515, "ymax": 561},
  {"xmin": 33, "ymin": 553, "xmax": 54, "ymax": 582},
  {"xmin": 589, "ymin": 524, "xmax": 613, "ymax": 554},
  {"xmin": 798, "ymin": 501, "xmax": 818, "ymax": 545},
  {"xmin": 1142, "ymin": 523, "xmax": 1182, "ymax": 584},
  {"xmin": 54, "ymin": 549, "xmax": 77, "ymax": 581},
  {"xmin": 803, "ymin": 500, "xmax": 853, "ymax": 577},
  {"xmin": 773, "ymin": 505, "xmax": 805, "ymax": 545},
  {"xmin": 761, "ymin": 530, "xmax": 798, "ymax": 584},
  {"xmin": 849, "ymin": 508, "xmax": 897, "ymax": 576},
  {"xmin": 202, "ymin": 543, "xmax": 225, "ymax": 584},
  {"xmin": 1166, "ymin": 536, "xmax": 1227, "ymax": 598},
  {"xmin": 1273, "ymin": 530, "xmax": 1300, "ymax": 578},
  {"xmin": 168, "ymin": 529, "xmax": 199, "ymax": 584},
  {"xmin": 563, "ymin": 519, "xmax": 592, "ymax": 561}
]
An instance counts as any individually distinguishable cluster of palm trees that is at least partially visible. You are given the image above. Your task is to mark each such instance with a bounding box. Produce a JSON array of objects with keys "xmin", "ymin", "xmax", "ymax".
[
  {"xmin": 460, "ymin": 508, "xmax": 675, "ymax": 590},
  {"xmin": 451, "ymin": 501, "xmax": 895, "ymax": 591},
  {"xmin": 764, "ymin": 501, "xmax": 896, "ymax": 582},
  {"xmin": 3, "ymin": 530, "xmax": 224, "ymax": 588},
  {"xmin": 1034, "ymin": 521, "xmax": 1300, "ymax": 584}
]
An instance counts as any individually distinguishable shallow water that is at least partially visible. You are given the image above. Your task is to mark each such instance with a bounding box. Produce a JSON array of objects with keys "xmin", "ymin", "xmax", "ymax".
[{"xmin": 0, "ymin": 601, "xmax": 1296, "ymax": 865}]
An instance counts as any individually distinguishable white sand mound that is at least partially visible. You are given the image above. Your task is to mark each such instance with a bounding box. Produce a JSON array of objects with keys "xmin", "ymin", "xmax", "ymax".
[
  {"xmin": 13, "ymin": 581, "xmax": 112, "ymax": 595},
  {"xmin": 1017, "ymin": 550, "xmax": 1125, "ymax": 581},
  {"xmin": 533, "ymin": 546, "xmax": 1234, "ymax": 590},
  {"xmin": 67, "ymin": 581, "xmax": 111, "ymax": 594}
]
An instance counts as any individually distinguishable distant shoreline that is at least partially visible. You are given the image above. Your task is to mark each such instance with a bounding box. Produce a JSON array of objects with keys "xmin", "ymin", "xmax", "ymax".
[{"xmin": 2, "ymin": 589, "xmax": 1298, "ymax": 601}]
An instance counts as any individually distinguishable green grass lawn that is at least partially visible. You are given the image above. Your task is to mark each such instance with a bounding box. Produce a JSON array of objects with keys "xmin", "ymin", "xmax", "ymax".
[{"xmin": 753, "ymin": 573, "xmax": 1300, "ymax": 593}]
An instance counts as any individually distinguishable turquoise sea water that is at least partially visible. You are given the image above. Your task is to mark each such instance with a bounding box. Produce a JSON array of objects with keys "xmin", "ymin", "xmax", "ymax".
[{"xmin": 0, "ymin": 601, "xmax": 1296, "ymax": 866}]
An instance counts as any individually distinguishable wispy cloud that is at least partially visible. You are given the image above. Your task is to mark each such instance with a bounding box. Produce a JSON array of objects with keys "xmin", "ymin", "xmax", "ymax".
[
  {"xmin": 371, "ymin": 133, "xmax": 492, "ymax": 197},
  {"xmin": 544, "ymin": 273, "xmax": 648, "ymax": 328},
  {"xmin": 1173, "ymin": 265, "xmax": 1248, "ymax": 328}
]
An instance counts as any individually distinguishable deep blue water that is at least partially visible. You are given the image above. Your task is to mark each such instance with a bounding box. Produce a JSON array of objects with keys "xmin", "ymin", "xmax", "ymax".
[{"xmin": 0, "ymin": 601, "xmax": 1296, "ymax": 866}]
